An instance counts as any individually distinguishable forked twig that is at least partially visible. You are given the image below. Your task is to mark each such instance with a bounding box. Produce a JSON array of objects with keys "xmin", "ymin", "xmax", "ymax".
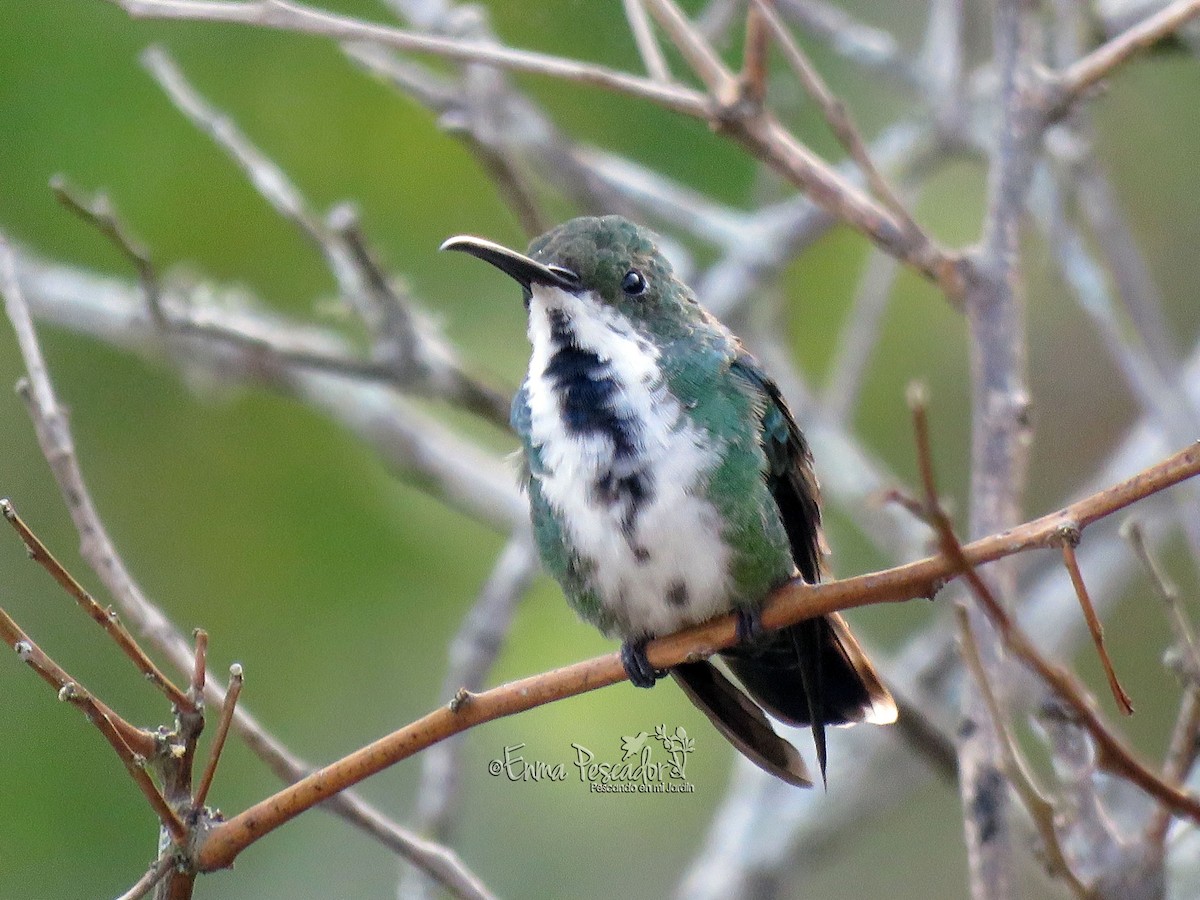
[
  {"xmin": 908, "ymin": 387, "xmax": 1200, "ymax": 826},
  {"xmin": 1, "ymin": 499, "xmax": 192, "ymax": 712},
  {"xmin": 955, "ymin": 606, "xmax": 1094, "ymax": 899},
  {"xmin": 0, "ymin": 604, "xmax": 185, "ymax": 843}
]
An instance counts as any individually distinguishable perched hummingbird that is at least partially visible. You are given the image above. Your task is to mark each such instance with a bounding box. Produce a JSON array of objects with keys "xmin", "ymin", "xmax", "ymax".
[{"xmin": 442, "ymin": 215, "xmax": 896, "ymax": 786}]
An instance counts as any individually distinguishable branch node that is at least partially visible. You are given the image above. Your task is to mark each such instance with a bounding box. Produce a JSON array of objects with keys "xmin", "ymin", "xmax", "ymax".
[
  {"xmin": 1056, "ymin": 521, "xmax": 1082, "ymax": 547},
  {"xmin": 449, "ymin": 688, "xmax": 475, "ymax": 713}
]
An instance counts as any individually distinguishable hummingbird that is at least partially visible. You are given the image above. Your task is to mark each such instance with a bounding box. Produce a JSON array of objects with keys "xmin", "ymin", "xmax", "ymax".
[{"xmin": 442, "ymin": 215, "xmax": 896, "ymax": 786}]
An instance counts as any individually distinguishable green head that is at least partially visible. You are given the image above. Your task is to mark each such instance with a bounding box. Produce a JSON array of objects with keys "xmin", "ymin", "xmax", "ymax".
[{"xmin": 441, "ymin": 215, "xmax": 703, "ymax": 341}]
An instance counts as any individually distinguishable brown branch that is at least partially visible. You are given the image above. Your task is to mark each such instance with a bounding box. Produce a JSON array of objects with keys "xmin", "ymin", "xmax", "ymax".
[
  {"xmin": 0, "ymin": 237, "xmax": 494, "ymax": 900},
  {"xmin": 908, "ymin": 394, "xmax": 1200, "ymax": 831},
  {"xmin": 104, "ymin": 0, "xmax": 961, "ymax": 296},
  {"xmin": 739, "ymin": 0, "xmax": 771, "ymax": 107},
  {"xmin": 194, "ymin": 663, "xmax": 243, "ymax": 808},
  {"xmin": 0, "ymin": 605, "xmax": 186, "ymax": 842},
  {"xmin": 642, "ymin": 0, "xmax": 960, "ymax": 296},
  {"xmin": 191, "ymin": 438, "xmax": 1200, "ymax": 872},
  {"xmin": 190, "ymin": 628, "xmax": 208, "ymax": 705},
  {"xmin": 1061, "ymin": 540, "xmax": 1134, "ymax": 715},
  {"xmin": 1, "ymin": 499, "xmax": 192, "ymax": 712},
  {"xmin": 747, "ymin": 0, "xmax": 921, "ymax": 238},
  {"xmin": 1050, "ymin": 0, "xmax": 1200, "ymax": 114}
]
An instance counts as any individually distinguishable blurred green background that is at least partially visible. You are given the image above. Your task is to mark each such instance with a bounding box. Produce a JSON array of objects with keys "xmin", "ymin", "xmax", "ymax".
[{"xmin": 2, "ymin": 1, "xmax": 1199, "ymax": 898}]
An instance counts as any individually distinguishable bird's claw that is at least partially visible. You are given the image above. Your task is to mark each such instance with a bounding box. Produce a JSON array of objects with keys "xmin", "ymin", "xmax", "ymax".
[
  {"xmin": 621, "ymin": 639, "xmax": 665, "ymax": 688},
  {"xmin": 735, "ymin": 608, "xmax": 763, "ymax": 644}
]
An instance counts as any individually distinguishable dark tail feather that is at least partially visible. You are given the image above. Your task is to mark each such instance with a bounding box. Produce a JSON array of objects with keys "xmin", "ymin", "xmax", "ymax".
[
  {"xmin": 792, "ymin": 619, "xmax": 828, "ymax": 784},
  {"xmin": 671, "ymin": 661, "xmax": 813, "ymax": 788},
  {"xmin": 722, "ymin": 613, "xmax": 897, "ymax": 782}
]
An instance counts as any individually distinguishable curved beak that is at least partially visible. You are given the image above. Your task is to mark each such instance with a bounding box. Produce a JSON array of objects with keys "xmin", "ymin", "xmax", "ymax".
[{"xmin": 440, "ymin": 235, "xmax": 579, "ymax": 291}]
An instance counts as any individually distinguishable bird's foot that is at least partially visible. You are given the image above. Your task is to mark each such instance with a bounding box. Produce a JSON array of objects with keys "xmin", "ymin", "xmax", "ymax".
[
  {"xmin": 735, "ymin": 608, "xmax": 763, "ymax": 644},
  {"xmin": 621, "ymin": 639, "xmax": 665, "ymax": 688}
]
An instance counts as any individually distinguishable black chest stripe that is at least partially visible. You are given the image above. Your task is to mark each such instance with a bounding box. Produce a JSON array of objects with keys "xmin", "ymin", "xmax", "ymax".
[{"xmin": 543, "ymin": 308, "xmax": 654, "ymax": 532}]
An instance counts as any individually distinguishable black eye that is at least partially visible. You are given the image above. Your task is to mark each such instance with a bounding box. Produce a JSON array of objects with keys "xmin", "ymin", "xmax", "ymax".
[{"xmin": 621, "ymin": 269, "xmax": 647, "ymax": 296}]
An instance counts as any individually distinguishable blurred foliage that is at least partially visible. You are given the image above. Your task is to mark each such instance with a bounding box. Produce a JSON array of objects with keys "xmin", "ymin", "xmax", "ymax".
[{"xmin": 1, "ymin": 1, "xmax": 1199, "ymax": 898}]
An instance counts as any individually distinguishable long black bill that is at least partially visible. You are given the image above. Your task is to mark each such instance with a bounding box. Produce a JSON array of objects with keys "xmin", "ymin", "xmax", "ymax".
[{"xmin": 440, "ymin": 235, "xmax": 579, "ymax": 291}]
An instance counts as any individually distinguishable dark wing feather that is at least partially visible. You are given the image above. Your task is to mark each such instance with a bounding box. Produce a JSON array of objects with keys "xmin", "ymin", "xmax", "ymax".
[
  {"xmin": 725, "ymin": 351, "xmax": 896, "ymax": 782},
  {"xmin": 730, "ymin": 353, "xmax": 825, "ymax": 583}
]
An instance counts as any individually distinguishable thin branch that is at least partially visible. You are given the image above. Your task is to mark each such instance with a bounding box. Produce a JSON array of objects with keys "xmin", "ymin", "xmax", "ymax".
[
  {"xmin": 774, "ymin": 0, "xmax": 918, "ymax": 87},
  {"xmin": 194, "ymin": 663, "xmax": 243, "ymax": 808},
  {"xmin": 953, "ymin": 0, "xmax": 1042, "ymax": 890},
  {"xmin": 1125, "ymin": 518, "xmax": 1200, "ymax": 848},
  {"xmin": 141, "ymin": 45, "xmax": 510, "ymax": 426},
  {"xmin": 1049, "ymin": 0, "xmax": 1200, "ymax": 113},
  {"xmin": 740, "ymin": 0, "xmax": 771, "ymax": 106},
  {"xmin": 190, "ymin": 628, "xmax": 208, "ymax": 705},
  {"xmin": 1061, "ymin": 540, "xmax": 1134, "ymax": 715},
  {"xmin": 114, "ymin": 853, "xmax": 175, "ymax": 900},
  {"xmin": 1, "ymin": 499, "xmax": 193, "ymax": 711},
  {"xmin": 191, "ymin": 437, "xmax": 1200, "ymax": 871},
  {"xmin": 108, "ymin": 0, "xmax": 710, "ymax": 115},
  {"xmin": 955, "ymin": 605, "xmax": 1094, "ymax": 899},
  {"xmin": 0, "ymin": 237, "xmax": 495, "ymax": 899},
  {"xmin": 642, "ymin": 0, "xmax": 960, "ymax": 294},
  {"xmin": 747, "ymin": 0, "xmax": 921, "ymax": 236},
  {"xmin": 50, "ymin": 175, "xmax": 166, "ymax": 327},
  {"xmin": 0, "ymin": 604, "xmax": 185, "ymax": 842},
  {"xmin": 107, "ymin": 0, "xmax": 961, "ymax": 293},
  {"xmin": 909, "ymin": 391, "xmax": 1200, "ymax": 833},
  {"xmin": 623, "ymin": 0, "xmax": 672, "ymax": 83},
  {"xmin": 1125, "ymin": 520, "xmax": 1200, "ymax": 681}
]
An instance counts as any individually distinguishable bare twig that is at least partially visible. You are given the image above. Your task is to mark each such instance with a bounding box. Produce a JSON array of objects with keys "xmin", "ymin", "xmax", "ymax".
[
  {"xmin": 623, "ymin": 0, "xmax": 671, "ymax": 83},
  {"xmin": 1125, "ymin": 520, "xmax": 1200, "ymax": 681},
  {"xmin": 955, "ymin": 605, "xmax": 1094, "ymax": 899},
  {"xmin": 1049, "ymin": 0, "xmax": 1200, "ymax": 114},
  {"xmin": 1061, "ymin": 540, "xmax": 1135, "ymax": 715},
  {"xmin": 0, "ymin": 604, "xmax": 185, "ymax": 843},
  {"xmin": 108, "ymin": 0, "xmax": 710, "ymax": 114},
  {"xmin": 114, "ymin": 853, "xmax": 176, "ymax": 900},
  {"xmin": 1125, "ymin": 519, "xmax": 1200, "ymax": 848},
  {"xmin": 141, "ymin": 45, "xmax": 510, "ymax": 427},
  {"xmin": 190, "ymin": 628, "xmax": 208, "ymax": 705},
  {"xmin": 739, "ymin": 0, "xmax": 771, "ymax": 106},
  {"xmin": 910, "ymin": 390, "xmax": 1200, "ymax": 833},
  {"xmin": 0, "ymin": 237, "xmax": 495, "ymax": 899},
  {"xmin": 104, "ymin": 0, "xmax": 961, "ymax": 293},
  {"xmin": 50, "ymin": 175, "xmax": 166, "ymax": 327},
  {"xmin": 1, "ymin": 499, "xmax": 192, "ymax": 711},
  {"xmin": 747, "ymin": 0, "xmax": 921, "ymax": 236},
  {"xmin": 194, "ymin": 663, "xmax": 243, "ymax": 808}
]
